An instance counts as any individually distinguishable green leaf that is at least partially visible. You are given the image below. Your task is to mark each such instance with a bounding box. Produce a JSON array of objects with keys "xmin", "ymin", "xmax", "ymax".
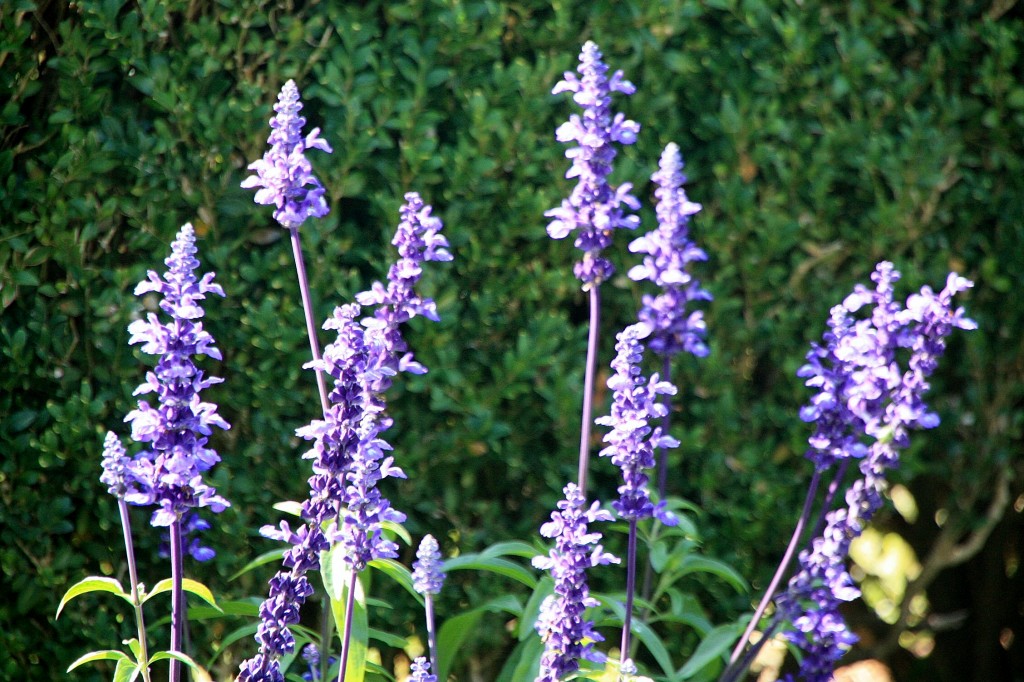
[
  {"xmin": 229, "ymin": 548, "xmax": 287, "ymax": 580},
  {"xmin": 593, "ymin": 594, "xmax": 675, "ymax": 676},
  {"xmin": 57, "ymin": 576, "xmax": 131, "ymax": 617},
  {"xmin": 442, "ymin": 554, "xmax": 537, "ymax": 588},
  {"xmin": 368, "ymin": 558, "xmax": 423, "ymax": 604},
  {"xmin": 676, "ymin": 556, "xmax": 749, "ymax": 594},
  {"xmin": 112, "ymin": 657, "xmax": 138, "ymax": 682},
  {"xmin": 150, "ymin": 650, "xmax": 212, "ymax": 681},
  {"xmin": 518, "ymin": 577, "xmax": 553, "ymax": 640},
  {"xmin": 495, "ymin": 635, "xmax": 544, "ymax": 682},
  {"xmin": 272, "ymin": 500, "xmax": 303, "ymax": 517},
  {"xmin": 66, "ymin": 649, "xmax": 130, "ymax": 672},
  {"xmin": 144, "ymin": 578, "xmax": 221, "ymax": 610},
  {"xmin": 326, "ymin": 566, "xmax": 367, "ymax": 682},
  {"xmin": 437, "ymin": 595, "xmax": 522, "ymax": 680},
  {"xmin": 675, "ymin": 623, "xmax": 743, "ymax": 680}
]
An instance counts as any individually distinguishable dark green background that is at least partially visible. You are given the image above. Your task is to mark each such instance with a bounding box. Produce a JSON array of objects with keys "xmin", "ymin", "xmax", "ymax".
[{"xmin": 1, "ymin": 1, "xmax": 1021, "ymax": 680}]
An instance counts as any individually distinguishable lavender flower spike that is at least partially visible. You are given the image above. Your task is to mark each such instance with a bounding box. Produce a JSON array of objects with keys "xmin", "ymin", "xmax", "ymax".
[
  {"xmin": 100, "ymin": 430, "xmax": 132, "ymax": 499},
  {"xmin": 124, "ymin": 223, "xmax": 230, "ymax": 528},
  {"xmin": 779, "ymin": 263, "xmax": 974, "ymax": 681},
  {"xmin": 413, "ymin": 534, "xmax": 445, "ymax": 596},
  {"xmin": 532, "ymin": 483, "xmax": 619, "ymax": 682},
  {"xmin": 357, "ymin": 192, "xmax": 452, "ymax": 380},
  {"xmin": 242, "ymin": 79, "xmax": 332, "ymax": 228},
  {"xmin": 546, "ymin": 41, "xmax": 640, "ymax": 289},
  {"xmin": 628, "ymin": 143, "xmax": 712, "ymax": 358},
  {"xmin": 596, "ymin": 323, "xmax": 680, "ymax": 525}
]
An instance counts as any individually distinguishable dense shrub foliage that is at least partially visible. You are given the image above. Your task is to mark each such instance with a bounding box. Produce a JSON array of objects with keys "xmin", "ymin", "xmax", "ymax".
[{"xmin": 2, "ymin": 1, "xmax": 1022, "ymax": 680}]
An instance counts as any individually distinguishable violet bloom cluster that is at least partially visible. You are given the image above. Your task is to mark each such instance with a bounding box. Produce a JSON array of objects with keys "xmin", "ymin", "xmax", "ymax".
[
  {"xmin": 241, "ymin": 79, "xmax": 332, "ymax": 228},
  {"xmin": 532, "ymin": 483, "xmax": 619, "ymax": 681},
  {"xmin": 596, "ymin": 324, "xmax": 680, "ymax": 524},
  {"xmin": 356, "ymin": 191, "xmax": 452, "ymax": 381},
  {"xmin": 409, "ymin": 657, "xmax": 437, "ymax": 682},
  {"xmin": 123, "ymin": 224, "xmax": 230, "ymax": 532},
  {"xmin": 412, "ymin": 534, "xmax": 446, "ymax": 596},
  {"xmin": 628, "ymin": 143, "xmax": 712, "ymax": 358},
  {"xmin": 545, "ymin": 41, "xmax": 641, "ymax": 289},
  {"xmin": 100, "ymin": 431, "xmax": 131, "ymax": 499},
  {"xmin": 779, "ymin": 262, "xmax": 975, "ymax": 681}
]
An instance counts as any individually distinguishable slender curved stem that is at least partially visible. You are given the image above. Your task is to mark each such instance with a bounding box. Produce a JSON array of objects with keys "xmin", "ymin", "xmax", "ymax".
[
  {"xmin": 336, "ymin": 569, "xmax": 359, "ymax": 682},
  {"xmin": 425, "ymin": 595, "xmax": 439, "ymax": 677},
  {"xmin": 118, "ymin": 500, "xmax": 152, "ymax": 682},
  {"xmin": 169, "ymin": 518, "xmax": 184, "ymax": 682},
  {"xmin": 620, "ymin": 518, "xmax": 639, "ymax": 666},
  {"xmin": 578, "ymin": 286, "xmax": 601, "ymax": 496},
  {"xmin": 718, "ymin": 614, "xmax": 784, "ymax": 682},
  {"xmin": 288, "ymin": 225, "xmax": 330, "ymax": 415}
]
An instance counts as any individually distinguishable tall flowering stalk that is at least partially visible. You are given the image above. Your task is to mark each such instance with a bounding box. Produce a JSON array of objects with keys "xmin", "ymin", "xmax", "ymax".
[
  {"xmin": 547, "ymin": 41, "xmax": 640, "ymax": 494},
  {"xmin": 412, "ymin": 534, "xmax": 445, "ymax": 677},
  {"xmin": 595, "ymin": 323, "xmax": 679, "ymax": 663},
  {"xmin": 627, "ymin": 142, "xmax": 712, "ymax": 497},
  {"xmin": 99, "ymin": 431, "xmax": 152, "ymax": 682},
  {"xmin": 532, "ymin": 483, "xmax": 619, "ymax": 681},
  {"xmin": 124, "ymin": 223, "xmax": 230, "ymax": 681},
  {"xmin": 242, "ymin": 79, "xmax": 334, "ymax": 415},
  {"xmin": 238, "ymin": 193, "xmax": 450, "ymax": 682}
]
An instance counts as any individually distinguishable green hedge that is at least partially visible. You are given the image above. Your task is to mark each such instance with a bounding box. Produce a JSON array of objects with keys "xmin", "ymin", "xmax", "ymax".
[{"xmin": 2, "ymin": 1, "xmax": 1021, "ymax": 679}]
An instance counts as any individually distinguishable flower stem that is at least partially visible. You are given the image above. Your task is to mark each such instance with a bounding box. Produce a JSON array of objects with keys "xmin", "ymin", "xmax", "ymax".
[
  {"xmin": 620, "ymin": 517, "xmax": 639, "ymax": 664},
  {"xmin": 425, "ymin": 594, "xmax": 439, "ymax": 678},
  {"xmin": 336, "ymin": 569, "xmax": 359, "ymax": 682},
  {"xmin": 118, "ymin": 500, "xmax": 152, "ymax": 682},
  {"xmin": 289, "ymin": 225, "xmax": 330, "ymax": 415},
  {"xmin": 578, "ymin": 286, "xmax": 601, "ymax": 495},
  {"xmin": 169, "ymin": 517, "xmax": 184, "ymax": 682}
]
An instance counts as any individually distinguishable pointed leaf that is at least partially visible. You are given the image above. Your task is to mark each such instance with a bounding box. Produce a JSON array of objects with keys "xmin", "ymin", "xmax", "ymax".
[
  {"xmin": 442, "ymin": 554, "xmax": 537, "ymax": 588},
  {"xmin": 675, "ymin": 623, "xmax": 743, "ymax": 680},
  {"xmin": 57, "ymin": 577, "xmax": 131, "ymax": 617},
  {"xmin": 66, "ymin": 649, "xmax": 130, "ymax": 672}
]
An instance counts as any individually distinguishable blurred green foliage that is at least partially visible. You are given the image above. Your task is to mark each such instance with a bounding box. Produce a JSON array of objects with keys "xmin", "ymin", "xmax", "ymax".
[{"xmin": 2, "ymin": 0, "xmax": 1021, "ymax": 680}]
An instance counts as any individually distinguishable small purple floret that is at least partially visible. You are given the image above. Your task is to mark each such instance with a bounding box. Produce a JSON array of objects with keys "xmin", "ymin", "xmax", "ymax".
[
  {"xmin": 410, "ymin": 656, "xmax": 437, "ymax": 682},
  {"xmin": 412, "ymin": 534, "xmax": 446, "ymax": 596}
]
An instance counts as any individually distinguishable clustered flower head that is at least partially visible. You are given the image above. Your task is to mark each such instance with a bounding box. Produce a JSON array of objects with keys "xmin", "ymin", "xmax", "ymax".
[
  {"xmin": 628, "ymin": 143, "xmax": 712, "ymax": 358},
  {"xmin": 356, "ymin": 192, "xmax": 452, "ymax": 381},
  {"xmin": 409, "ymin": 656, "xmax": 437, "ymax": 682},
  {"xmin": 546, "ymin": 41, "xmax": 641, "ymax": 289},
  {"xmin": 100, "ymin": 431, "xmax": 131, "ymax": 499},
  {"xmin": 242, "ymin": 79, "xmax": 332, "ymax": 228},
  {"xmin": 123, "ymin": 224, "xmax": 230, "ymax": 532},
  {"xmin": 596, "ymin": 324, "xmax": 680, "ymax": 524},
  {"xmin": 779, "ymin": 262, "xmax": 975, "ymax": 681},
  {"xmin": 412, "ymin": 534, "xmax": 446, "ymax": 596},
  {"xmin": 532, "ymin": 483, "xmax": 619, "ymax": 682}
]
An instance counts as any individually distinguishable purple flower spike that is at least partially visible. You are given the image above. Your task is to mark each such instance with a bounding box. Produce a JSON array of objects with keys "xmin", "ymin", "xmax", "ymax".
[
  {"xmin": 546, "ymin": 41, "xmax": 640, "ymax": 289},
  {"xmin": 779, "ymin": 262, "xmax": 974, "ymax": 681},
  {"xmin": 123, "ymin": 224, "xmax": 230, "ymax": 528},
  {"xmin": 356, "ymin": 192, "xmax": 452, "ymax": 381},
  {"xmin": 242, "ymin": 79, "xmax": 333, "ymax": 229},
  {"xmin": 628, "ymin": 143, "xmax": 712, "ymax": 358},
  {"xmin": 596, "ymin": 324, "xmax": 680, "ymax": 524},
  {"xmin": 410, "ymin": 657, "xmax": 437, "ymax": 682},
  {"xmin": 100, "ymin": 431, "xmax": 132, "ymax": 499},
  {"xmin": 532, "ymin": 483, "xmax": 619, "ymax": 682},
  {"xmin": 413, "ymin": 534, "xmax": 446, "ymax": 596}
]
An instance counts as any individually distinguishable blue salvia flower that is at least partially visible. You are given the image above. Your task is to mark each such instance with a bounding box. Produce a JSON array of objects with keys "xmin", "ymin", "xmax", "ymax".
[
  {"xmin": 595, "ymin": 324, "xmax": 680, "ymax": 524},
  {"xmin": 779, "ymin": 263, "xmax": 975, "ymax": 681},
  {"xmin": 241, "ymin": 79, "xmax": 332, "ymax": 228},
  {"xmin": 356, "ymin": 191, "xmax": 452, "ymax": 381},
  {"xmin": 241, "ymin": 197, "xmax": 450, "ymax": 679},
  {"xmin": 545, "ymin": 41, "xmax": 640, "ymax": 289},
  {"xmin": 157, "ymin": 512, "xmax": 216, "ymax": 563},
  {"xmin": 409, "ymin": 657, "xmax": 437, "ymax": 682},
  {"xmin": 412, "ymin": 534, "xmax": 445, "ymax": 596},
  {"xmin": 532, "ymin": 483, "xmax": 619, "ymax": 682},
  {"xmin": 123, "ymin": 224, "xmax": 230, "ymax": 529},
  {"xmin": 628, "ymin": 143, "xmax": 712, "ymax": 358},
  {"xmin": 100, "ymin": 431, "xmax": 132, "ymax": 499}
]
